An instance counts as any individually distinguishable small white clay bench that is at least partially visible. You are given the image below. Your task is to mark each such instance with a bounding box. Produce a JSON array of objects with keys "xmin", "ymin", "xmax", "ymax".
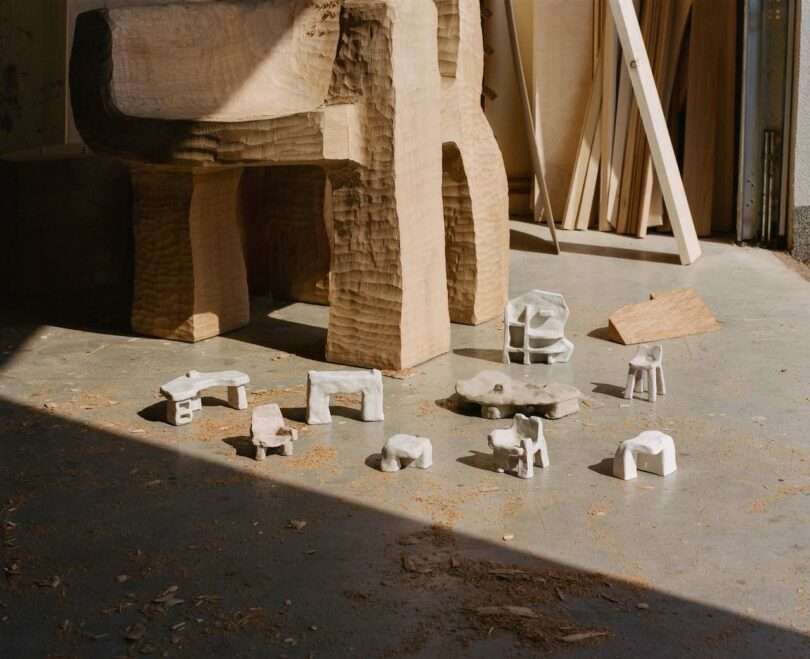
[
  {"xmin": 306, "ymin": 369, "xmax": 384, "ymax": 425},
  {"xmin": 251, "ymin": 404, "xmax": 297, "ymax": 461},
  {"xmin": 160, "ymin": 370, "xmax": 249, "ymax": 426},
  {"xmin": 613, "ymin": 431, "xmax": 677, "ymax": 480},
  {"xmin": 380, "ymin": 434, "xmax": 433, "ymax": 472},
  {"xmin": 487, "ymin": 414, "xmax": 549, "ymax": 480}
]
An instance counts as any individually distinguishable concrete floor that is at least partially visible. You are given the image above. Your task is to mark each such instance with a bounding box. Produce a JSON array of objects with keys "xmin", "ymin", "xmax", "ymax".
[{"xmin": 1, "ymin": 223, "xmax": 810, "ymax": 657}]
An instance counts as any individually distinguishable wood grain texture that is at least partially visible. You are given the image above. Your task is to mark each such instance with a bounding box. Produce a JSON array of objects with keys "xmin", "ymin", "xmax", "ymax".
[
  {"xmin": 608, "ymin": 0, "xmax": 701, "ymax": 265},
  {"xmin": 106, "ymin": 0, "xmax": 340, "ymax": 121},
  {"xmin": 683, "ymin": 0, "xmax": 737, "ymax": 237},
  {"xmin": 600, "ymin": 10, "xmax": 619, "ymax": 231},
  {"xmin": 607, "ymin": 288, "xmax": 720, "ymax": 344},
  {"xmin": 436, "ymin": 0, "xmax": 461, "ymax": 77},
  {"xmin": 563, "ymin": 64, "xmax": 603, "ymax": 231},
  {"xmin": 441, "ymin": 0, "xmax": 509, "ymax": 324},
  {"xmin": 130, "ymin": 166, "xmax": 249, "ymax": 342},
  {"xmin": 71, "ymin": 0, "xmax": 473, "ymax": 369},
  {"xmin": 324, "ymin": 0, "xmax": 450, "ymax": 369},
  {"xmin": 532, "ymin": 0, "xmax": 595, "ymax": 218}
]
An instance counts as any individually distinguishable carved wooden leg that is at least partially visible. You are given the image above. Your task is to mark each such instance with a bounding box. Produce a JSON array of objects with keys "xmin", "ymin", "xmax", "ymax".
[
  {"xmin": 130, "ymin": 166, "xmax": 249, "ymax": 342},
  {"xmin": 325, "ymin": 0, "xmax": 450, "ymax": 370}
]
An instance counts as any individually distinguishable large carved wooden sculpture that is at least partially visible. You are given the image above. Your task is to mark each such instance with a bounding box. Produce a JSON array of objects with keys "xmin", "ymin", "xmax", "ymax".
[{"xmin": 70, "ymin": 0, "xmax": 508, "ymax": 369}]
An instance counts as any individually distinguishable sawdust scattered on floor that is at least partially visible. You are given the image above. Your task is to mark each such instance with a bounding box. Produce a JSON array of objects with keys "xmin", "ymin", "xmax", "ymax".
[
  {"xmin": 284, "ymin": 445, "xmax": 338, "ymax": 472},
  {"xmin": 392, "ymin": 527, "xmax": 618, "ymax": 650}
]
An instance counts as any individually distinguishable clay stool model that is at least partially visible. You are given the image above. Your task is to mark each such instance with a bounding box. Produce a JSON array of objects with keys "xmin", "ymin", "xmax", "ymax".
[
  {"xmin": 624, "ymin": 344, "xmax": 666, "ymax": 402},
  {"xmin": 503, "ymin": 290, "xmax": 574, "ymax": 365},
  {"xmin": 488, "ymin": 414, "xmax": 549, "ymax": 479},
  {"xmin": 380, "ymin": 435, "xmax": 433, "ymax": 472},
  {"xmin": 251, "ymin": 404, "xmax": 298, "ymax": 461},
  {"xmin": 613, "ymin": 431, "xmax": 677, "ymax": 480},
  {"xmin": 455, "ymin": 371, "xmax": 581, "ymax": 420},
  {"xmin": 160, "ymin": 370, "xmax": 249, "ymax": 426},
  {"xmin": 307, "ymin": 369, "xmax": 384, "ymax": 425},
  {"xmin": 69, "ymin": 0, "xmax": 509, "ymax": 370}
]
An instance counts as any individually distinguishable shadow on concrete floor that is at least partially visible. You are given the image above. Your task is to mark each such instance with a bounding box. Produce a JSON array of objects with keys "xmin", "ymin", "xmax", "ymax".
[
  {"xmin": 457, "ymin": 450, "xmax": 496, "ymax": 473},
  {"xmin": 453, "ymin": 348, "xmax": 504, "ymax": 364},
  {"xmin": 591, "ymin": 383, "xmax": 628, "ymax": 400},
  {"xmin": 589, "ymin": 458, "xmax": 616, "ymax": 477},
  {"xmin": 138, "ymin": 397, "xmax": 235, "ymax": 424},
  {"xmin": 1, "ymin": 315, "xmax": 809, "ymax": 657},
  {"xmin": 510, "ymin": 229, "xmax": 683, "ymax": 265},
  {"xmin": 227, "ymin": 300, "xmax": 327, "ymax": 362}
]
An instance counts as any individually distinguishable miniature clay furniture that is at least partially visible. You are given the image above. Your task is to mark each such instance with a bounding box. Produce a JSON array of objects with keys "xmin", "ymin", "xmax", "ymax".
[
  {"xmin": 251, "ymin": 404, "xmax": 298, "ymax": 461},
  {"xmin": 455, "ymin": 371, "xmax": 581, "ymax": 420},
  {"xmin": 503, "ymin": 290, "xmax": 574, "ymax": 365},
  {"xmin": 306, "ymin": 369, "xmax": 384, "ymax": 425},
  {"xmin": 160, "ymin": 370, "xmax": 249, "ymax": 426},
  {"xmin": 69, "ymin": 0, "xmax": 509, "ymax": 370},
  {"xmin": 613, "ymin": 431, "xmax": 677, "ymax": 480},
  {"xmin": 488, "ymin": 414, "xmax": 549, "ymax": 480},
  {"xmin": 380, "ymin": 435, "xmax": 433, "ymax": 472},
  {"xmin": 624, "ymin": 344, "xmax": 666, "ymax": 402}
]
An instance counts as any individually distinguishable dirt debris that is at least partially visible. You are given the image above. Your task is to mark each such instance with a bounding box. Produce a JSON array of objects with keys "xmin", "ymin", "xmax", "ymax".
[{"xmin": 390, "ymin": 526, "xmax": 617, "ymax": 651}]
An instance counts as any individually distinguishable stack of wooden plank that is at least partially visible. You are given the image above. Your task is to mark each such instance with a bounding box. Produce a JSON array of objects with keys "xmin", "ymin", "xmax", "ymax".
[{"xmin": 560, "ymin": 0, "xmax": 737, "ymax": 238}]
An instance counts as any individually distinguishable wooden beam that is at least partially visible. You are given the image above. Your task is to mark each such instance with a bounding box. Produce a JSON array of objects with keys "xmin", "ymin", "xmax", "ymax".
[
  {"xmin": 607, "ymin": 0, "xmax": 701, "ymax": 264},
  {"xmin": 600, "ymin": 10, "xmax": 619, "ymax": 231},
  {"xmin": 505, "ymin": 0, "xmax": 560, "ymax": 253},
  {"xmin": 562, "ymin": 63, "xmax": 603, "ymax": 230}
]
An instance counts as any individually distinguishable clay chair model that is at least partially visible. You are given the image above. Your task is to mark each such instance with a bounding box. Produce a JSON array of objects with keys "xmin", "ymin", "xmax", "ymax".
[
  {"xmin": 69, "ymin": 0, "xmax": 508, "ymax": 370},
  {"xmin": 503, "ymin": 290, "xmax": 575, "ymax": 365},
  {"xmin": 487, "ymin": 414, "xmax": 549, "ymax": 480},
  {"xmin": 624, "ymin": 344, "xmax": 666, "ymax": 402}
]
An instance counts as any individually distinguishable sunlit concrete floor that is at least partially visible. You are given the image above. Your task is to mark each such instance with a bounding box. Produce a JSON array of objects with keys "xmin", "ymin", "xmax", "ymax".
[{"xmin": 1, "ymin": 222, "xmax": 810, "ymax": 658}]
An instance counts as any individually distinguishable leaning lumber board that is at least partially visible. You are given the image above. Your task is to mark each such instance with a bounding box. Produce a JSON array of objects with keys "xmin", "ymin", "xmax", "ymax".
[
  {"xmin": 606, "ymin": 288, "xmax": 720, "ymax": 344},
  {"xmin": 533, "ymin": 0, "xmax": 595, "ymax": 218},
  {"xmin": 576, "ymin": 119, "xmax": 602, "ymax": 230},
  {"xmin": 506, "ymin": 0, "xmax": 560, "ymax": 253},
  {"xmin": 600, "ymin": 11, "xmax": 619, "ymax": 231},
  {"xmin": 645, "ymin": 0, "xmax": 693, "ymax": 232},
  {"xmin": 683, "ymin": 0, "xmax": 737, "ymax": 237},
  {"xmin": 563, "ymin": 62, "xmax": 603, "ymax": 230},
  {"xmin": 607, "ymin": 0, "xmax": 701, "ymax": 264},
  {"xmin": 607, "ymin": 54, "xmax": 633, "ymax": 229}
]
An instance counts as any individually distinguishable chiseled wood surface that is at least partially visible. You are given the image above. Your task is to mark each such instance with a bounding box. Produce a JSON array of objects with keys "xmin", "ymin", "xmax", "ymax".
[
  {"xmin": 71, "ymin": 0, "xmax": 510, "ymax": 369},
  {"xmin": 107, "ymin": 0, "xmax": 339, "ymax": 121},
  {"xmin": 130, "ymin": 167, "xmax": 249, "ymax": 342},
  {"xmin": 440, "ymin": 0, "xmax": 509, "ymax": 325},
  {"xmin": 607, "ymin": 288, "xmax": 720, "ymax": 345},
  {"xmin": 324, "ymin": 0, "xmax": 450, "ymax": 369}
]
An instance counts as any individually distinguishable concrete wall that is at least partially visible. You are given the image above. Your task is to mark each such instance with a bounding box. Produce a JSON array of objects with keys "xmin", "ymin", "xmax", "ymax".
[{"xmin": 793, "ymin": 0, "xmax": 810, "ymax": 262}]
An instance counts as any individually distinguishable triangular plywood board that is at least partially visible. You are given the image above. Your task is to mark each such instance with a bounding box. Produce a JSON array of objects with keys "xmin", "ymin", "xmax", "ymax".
[{"xmin": 607, "ymin": 288, "xmax": 720, "ymax": 344}]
